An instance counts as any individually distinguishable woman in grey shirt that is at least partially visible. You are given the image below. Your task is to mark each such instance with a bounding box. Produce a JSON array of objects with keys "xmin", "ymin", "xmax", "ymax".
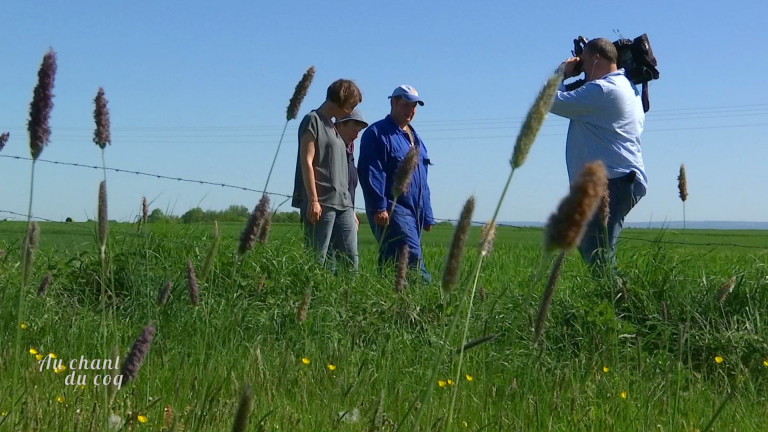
[{"xmin": 291, "ymin": 79, "xmax": 362, "ymax": 270}]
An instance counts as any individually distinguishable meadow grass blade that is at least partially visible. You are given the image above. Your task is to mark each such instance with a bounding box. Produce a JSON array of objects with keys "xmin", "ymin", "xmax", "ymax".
[
  {"xmin": 200, "ymin": 221, "xmax": 221, "ymax": 282},
  {"xmin": 98, "ymin": 181, "xmax": 108, "ymax": 263}
]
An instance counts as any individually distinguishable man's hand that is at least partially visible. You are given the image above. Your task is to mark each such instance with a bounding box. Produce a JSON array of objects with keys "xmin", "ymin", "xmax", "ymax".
[
  {"xmin": 562, "ymin": 57, "xmax": 582, "ymax": 79},
  {"xmin": 424, "ymin": 225, "xmax": 432, "ymax": 232},
  {"xmin": 306, "ymin": 201, "xmax": 322, "ymax": 224},
  {"xmin": 373, "ymin": 210, "xmax": 389, "ymax": 227},
  {"xmin": 353, "ymin": 212, "xmax": 359, "ymax": 231}
]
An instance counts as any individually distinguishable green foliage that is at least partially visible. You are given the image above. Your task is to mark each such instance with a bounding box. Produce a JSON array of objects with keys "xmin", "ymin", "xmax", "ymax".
[{"xmin": 1, "ymin": 222, "xmax": 767, "ymax": 431}]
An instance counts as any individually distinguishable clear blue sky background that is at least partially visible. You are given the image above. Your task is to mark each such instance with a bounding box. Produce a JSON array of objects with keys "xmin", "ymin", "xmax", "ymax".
[{"xmin": 2, "ymin": 0, "xmax": 767, "ymax": 225}]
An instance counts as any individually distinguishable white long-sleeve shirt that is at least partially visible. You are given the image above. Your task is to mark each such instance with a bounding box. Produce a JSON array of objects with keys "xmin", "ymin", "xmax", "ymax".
[{"xmin": 550, "ymin": 69, "xmax": 647, "ymax": 187}]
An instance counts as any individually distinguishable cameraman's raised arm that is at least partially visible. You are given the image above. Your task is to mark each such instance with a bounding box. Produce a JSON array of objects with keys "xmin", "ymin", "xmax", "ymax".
[{"xmin": 550, "ymin": 81, "xmax": 607, "ymax": 120}]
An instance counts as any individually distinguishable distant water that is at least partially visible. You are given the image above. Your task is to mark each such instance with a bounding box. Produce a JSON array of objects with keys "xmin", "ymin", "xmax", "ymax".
[{"xmin": 496, "ymin": 221, "xmax": 768, "ymax": 230}]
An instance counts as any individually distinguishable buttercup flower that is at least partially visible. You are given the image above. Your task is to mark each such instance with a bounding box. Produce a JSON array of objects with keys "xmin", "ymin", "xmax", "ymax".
[
  {"xmin": 447, "ymin": 379, "xmax": 454, "ymax": 386},
  {"xmin": 56, "ymin": 396, "xmax": 64, "ymax": 403},
  {"xmin": 29, "ymin": 348, "xmax": 38, "ymax": 355},
  {"xmin": 35, "ymin": 354, "xmax": 43, "ymax": 361},
  {"xmin": 715, "ymin": 356, "xmax": 724, "ymax": 364},
  {"xmin": 620, "ymin": 390, "xmax": 627, "ymax": 399},
  {"xmin": 327, "ymin": 364, "xmax": 336, "ymax": 371},
  {"xmin": 602, "ymin": 366, "xmax": 609, "ymax": 373},
  {"xmin": 54, "ymin": 365, "xmax": 67, "ymax": 374},
  {"xmin": 438, "ymin": 380, "xmax": 447, "ymax": 387},
  {"xmin": 762, "ymin": 358, "xmax": 767, "ymax": 367},
  {"xmin": 137, "ymin": 414, "xmax": 148, "ymax": 423},
  {"xmin": 301, "ymin": 358, "xmax": 310, "ymax": 365},
  {"xmin": 465, "ymin": 374, "xmax": 473, "ymax": 381},
  {"xmin": 49, "ymin": 353, "xmax": 57, "ymax": 359},
  {"xmin": 20, "ymin": 322, "xmax": 28, "ymax": 329}
]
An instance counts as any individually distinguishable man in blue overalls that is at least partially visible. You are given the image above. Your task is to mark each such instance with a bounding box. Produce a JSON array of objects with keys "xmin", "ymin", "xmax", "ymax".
[{"xmin": 358, "ymin": 85, "xmax": 435, "ymax": 282}]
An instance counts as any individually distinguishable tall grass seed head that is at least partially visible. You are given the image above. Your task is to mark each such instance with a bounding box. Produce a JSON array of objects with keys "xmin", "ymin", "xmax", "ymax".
[
  {"xmin": 395, "ymin": 244, "xmax": 409, "ymax": 293},
  {"xmin": 28, "ymin": 49, "xmax": 57, "ymax": 160},
  {"xmin": 93, "ymin": 87, "xmax": 111, "ymax": 149},
  {"xmin": 677, "ymin": 164, "xmax": 688, "ymax": 202},
  {"xmin": 393, "ymin": 146, "xmax": 419, "ymax": 198},
  {"xmin": 286, "ymin": 66, "xmax": 315, "ymax": 121},
  {"xmin": 442, "ymin": 196, "xmax": 475, "ymax": 294},
  {"xmin": 544, "ymin": 161, "xmax": 608, "ymax": 252},
  {"xmin": 187, "ymin": 259, "xmax": 199, "ymax": 305},
  {"xmin": 297, "ymin": 287, "xmax": 312, "ymax": 322},
  {"xmin": 715, "ymin": 276, "xmax": 735, "ymax": 303},
  {"xmin": 141, "ymin": 196, "xmax": 148, "ymax": 223},
  {"xmin": 238, "ymin": 194, "xmax": 270, "ymax": 255},
  {"xmin": 511, "ymin": 66, "xmax": 563, "ymax": 169},
  {"xmin": 232, "ymin": 384, "xmax": 253, "ymax": 432},
  {"xmin": 479, "ymin": 221, "xmax": 496, "ymax": 257},
  {"xmin": 258, "ymin": 211, "xmax": 272, "ymax": 243},
  {"xmin": 0, "ymin": 132, "xmax": 8, "ymax": 152},
  {"xmin": 157, "ymin": 281, "xmax": 172, "ymax": 306},
  {"xmin": 38, "ymin": 273, "xmax": 52, "ymax": 296},
  {"xmin": 120, "ymin": 324, "xmax": 156, "ymax": 382}
]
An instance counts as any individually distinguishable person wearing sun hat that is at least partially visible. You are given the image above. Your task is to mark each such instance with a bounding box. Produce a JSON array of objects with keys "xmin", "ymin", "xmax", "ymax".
[
  {"xmin": 335, "ymin": 109, "xmax": 369, "ymax": 211},
  {"xmin": 357, "ymin": 85, "xmax": 434, "ymax": 283}
]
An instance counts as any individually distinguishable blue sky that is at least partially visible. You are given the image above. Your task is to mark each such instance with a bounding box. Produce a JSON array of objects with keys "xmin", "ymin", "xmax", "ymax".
[{"xmin": 1, "ymin": 0, "xmax": 767, "ymax": 224}]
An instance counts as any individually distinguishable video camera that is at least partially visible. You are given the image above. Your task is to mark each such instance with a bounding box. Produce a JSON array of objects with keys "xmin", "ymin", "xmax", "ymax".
[
  {"xmin": 571, "ymin": 34, "xmax": 658, "ymax": 85},
  {"xmin": 567, "ymin": 34, "xmax": 659, "ymax": 112}
]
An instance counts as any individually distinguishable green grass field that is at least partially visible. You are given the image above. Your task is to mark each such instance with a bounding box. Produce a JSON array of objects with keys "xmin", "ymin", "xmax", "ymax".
[{"xmin": 1, "ymin": 220, "xmax": 767, "ymax": 431}]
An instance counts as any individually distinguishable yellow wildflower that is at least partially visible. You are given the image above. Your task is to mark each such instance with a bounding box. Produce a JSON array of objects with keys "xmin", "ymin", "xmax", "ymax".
[
  {"xmin": 56, "ymin": 396, "xmax": 64, "ymax": 404},
  {"xmin": 438, "ymin": 380, "xmax": 447, "ymax": 387},
  {"xmin": 301, "ymin": 357, "xmax": 310, "ymax": 365},
  {"xmin": 54, "ymin": 365, "xmax": 67, "ymax": 374},
  {"xmin": 465, "ymin": 374, "xmax": 473, "ymax": 382},
  {"xmin": 763, "ymin": 358, "xmax": 768, "ymax": 367},
  {"xmin": 447, "ymin": 379, "xmax": 454, "ymax": 386},
  {"xmin": 1, "ymin": 411, "xmax": 6, "ymax": 417},
  {"xmin": 29, "ymin": 348, "xmax": 38, "ymax": 355},
  {"xmin": 620, "ymin": 390, "xmax": 627, "ymax": 399},
  {"xmin": 19, "ymin": 323, "xmax": 27, "ymax": 329},
  {"xmin": 35, "ymin": 354, "xmax": 43, "ymax": 361},
  {"xmin": 49, "ymin": 353, "xmax": 57, "ymax": 359},
  {"xmin": 714, "ymin": 356, "xmax": 723, "ymax": 364},
  {"xmin": 327, "ymin": 364, "xmax": 336, "ymax": 371},
  {"xmin": 137, "ymin": 414, "xmax": 148, "ymax": 423},
  {"xmin": 602, "ymin": 366, "xmax": 609, "ymax": 373}
]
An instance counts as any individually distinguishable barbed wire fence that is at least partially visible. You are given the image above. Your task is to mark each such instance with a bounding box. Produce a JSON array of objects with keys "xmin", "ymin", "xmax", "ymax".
[{"xmin": 1, "ymin": 154, "xmax": 766, "ymax": 251}]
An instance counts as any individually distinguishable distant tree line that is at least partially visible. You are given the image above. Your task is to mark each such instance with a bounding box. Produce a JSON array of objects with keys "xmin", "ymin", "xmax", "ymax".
[{"xmin": 142, "ymin": 205, "xmax": 369, "ymax": 225}]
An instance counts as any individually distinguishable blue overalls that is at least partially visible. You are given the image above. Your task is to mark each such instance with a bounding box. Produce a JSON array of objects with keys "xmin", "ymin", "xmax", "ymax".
[{"xmin": 357, "ymin": 115, "xmax": 434, "ymax": 281}]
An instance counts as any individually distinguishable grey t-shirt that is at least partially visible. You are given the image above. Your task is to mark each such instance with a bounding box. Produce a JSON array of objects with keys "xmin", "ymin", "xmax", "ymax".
[{"xmin": 291, "ymin": 110, "xmax": 351, "ymax": 210}]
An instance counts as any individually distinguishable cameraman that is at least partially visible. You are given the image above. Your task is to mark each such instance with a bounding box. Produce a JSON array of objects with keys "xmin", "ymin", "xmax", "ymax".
[{"xmin": 550, "ymin": 38, "xmax": 647, "ymax": 269}]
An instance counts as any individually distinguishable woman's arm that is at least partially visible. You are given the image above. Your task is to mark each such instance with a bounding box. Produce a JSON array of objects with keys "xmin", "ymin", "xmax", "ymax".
[{"xmin": 299, "ymin": 130, "xmax": 322, "ymax": 223}]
